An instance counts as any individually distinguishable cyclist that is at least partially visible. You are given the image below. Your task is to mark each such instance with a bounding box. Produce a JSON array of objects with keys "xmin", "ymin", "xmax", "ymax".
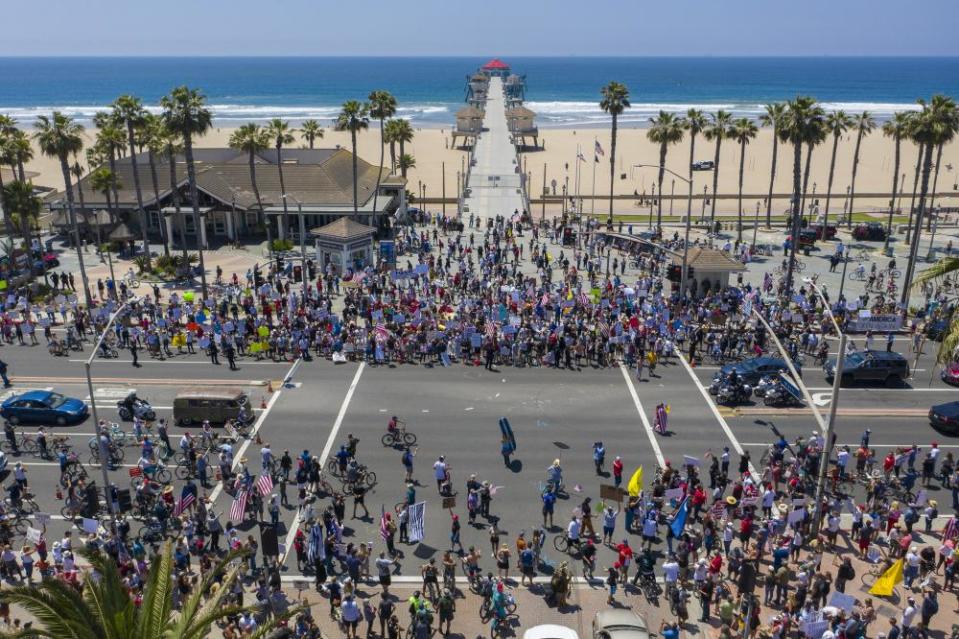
[
  {"xmin": 200, "ymin": 421, "xmax": 216, "ymax": 449},
  {"xmin": 36, "ymin": 427, "xmax": 48, "ymax": 459},
  {"xmin": 335, "ymin": 445, "xmax": 351, "ymax": 475},
  {"xmin": 565, "ymin": 515, "xmax": 582, "ymax": 553},
  {"xmin": 581, "ymin": 538, "xmax": 596, "ymax": 579},
  {"xmin": 633, "ymin": 548, "xmax": 657, "ymax": 586}
]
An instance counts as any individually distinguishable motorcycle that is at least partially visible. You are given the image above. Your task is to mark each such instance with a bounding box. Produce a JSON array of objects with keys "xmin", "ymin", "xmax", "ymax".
[
  {"xmin": 117, "ymin": 392, "xmax": 157, "ymax": 421},
  {"xmin": 762, "ymin": 381, "xmax": 803, "ymax": 407},
  {"xmin": 753, "ymin": 374, "xmax": 779, "ymax": 398},
  {"xmin": 716, "ymin": 382, "xmax": 752, "ymax": 405}
]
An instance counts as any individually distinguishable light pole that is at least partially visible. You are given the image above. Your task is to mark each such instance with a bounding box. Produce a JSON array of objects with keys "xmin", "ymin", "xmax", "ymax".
[
  {"xmin": 86, "ymin": 297, "xmax": 139, "ymax": 531},
  {"xmin": 701, "ymin": 185, "xmax": 708, "ymax": 223},
  {"xmin": 926, "ymin": 206, "xmax": 941, "ymax": 261},
  {"xmin": 634, "ymin": 164, "xmax": 694, "ymax": 296},
  {"xmin": 803, "ymin": 279, "xmax": 848, "ymax": 536},
  {"xmin": 752, "ymin": 201, "xmax": 761, "ymax": 249},
  {"xmin": 281, "ymin": 193, "xmax": 309, "ymax": 302}
]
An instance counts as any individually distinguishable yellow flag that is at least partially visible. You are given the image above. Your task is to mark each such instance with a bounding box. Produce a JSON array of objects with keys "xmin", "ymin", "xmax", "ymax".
[
  {"xmin": 627, "ymin": 466, "xmax": 643, "ymax": 497},
  {"xmin": 868, "ymin": 558, "xmax": 904, "ymax": 597}
]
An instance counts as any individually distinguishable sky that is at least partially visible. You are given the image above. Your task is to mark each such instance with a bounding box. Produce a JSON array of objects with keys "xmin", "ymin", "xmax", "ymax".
[{"xmin": 3, "ymin": 0, "xmax": 957, "ymax": 57}]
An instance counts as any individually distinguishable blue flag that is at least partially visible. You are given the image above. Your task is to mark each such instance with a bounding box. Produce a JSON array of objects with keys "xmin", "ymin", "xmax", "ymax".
[{"xmin": 670, "ymin": 497, "xmax": 689, "ymax": 538}]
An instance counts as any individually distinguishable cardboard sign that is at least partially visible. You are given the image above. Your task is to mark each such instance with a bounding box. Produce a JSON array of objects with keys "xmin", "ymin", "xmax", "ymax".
[
  {"xmin": 600, "ymin": 484, "xmax": 624, "ymax": 502},
  {"xmin": 26, "ymin": 527, "xmax": 42, "ymax": 544},
  {"xmin": 442, "ymin": 496, "xmax": 456, "ymax": 509}
]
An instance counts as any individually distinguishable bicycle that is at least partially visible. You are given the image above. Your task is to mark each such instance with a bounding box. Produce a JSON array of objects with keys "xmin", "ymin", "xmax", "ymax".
[
  {"xmin": 553, "ymin": 534, "xmax": 580, "ymax": 555},
  {"xmin": 130, "ymin": 462, "xmax": 172, "ymax": 489},
  {"xmin": 382, "ymin": 426, "xmax": 417, "ymax": 448},
  {"xmin": 0, "ymin": 431, "xmax": 39, "ymax": 456}
]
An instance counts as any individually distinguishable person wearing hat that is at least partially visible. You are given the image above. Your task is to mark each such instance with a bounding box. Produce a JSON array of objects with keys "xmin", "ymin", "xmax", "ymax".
[{"xmin": 924, "ymin": 500, "xmax": 938, "ymax": 533}]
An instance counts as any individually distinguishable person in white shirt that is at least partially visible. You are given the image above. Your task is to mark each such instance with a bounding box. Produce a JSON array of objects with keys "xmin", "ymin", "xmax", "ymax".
[
  {"xmin": 901, "ymin": 597, "xmax": 918, "ymax": 628},
  {"xmin": 340, "ymin": 595, "xmax": 361, "ymax": 638},
  {"xmin": 433, "ymin": 456, "xmax": 448, "ymax": 493},
  {"xmin": 567, "ymin": 516, "xmax": 581, "ymax": 547},
  {"xmin": 662, "ymin": 555, "xmax": 680, "ymax": 586}
]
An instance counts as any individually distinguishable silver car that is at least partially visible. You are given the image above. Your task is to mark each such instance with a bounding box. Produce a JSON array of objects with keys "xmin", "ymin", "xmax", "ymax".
[{"xmin": 593, "ymin": 610, "xmax": 650, "ymax": 639}]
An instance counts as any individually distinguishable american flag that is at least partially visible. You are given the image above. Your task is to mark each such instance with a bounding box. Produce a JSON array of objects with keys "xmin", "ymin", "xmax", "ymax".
[
  {"xmin": 229, "ymin": 489, "xmax": 249, "ymax": 522},
  {"xmin": 256, "ymin": 473, "xmax": 274, "ymax": 496},
  {"xmin": 597, "ymin": 321, "xmax": 610, "ymax": 338},
  {"xmin": 579, "ymin": 293, "xmax": 590, "ymax": 306},
  {"xmin": 173, "ymin": 493, "xmax": 195, "ymax": 517},
  {"xmin": 944, "ymin": 517, "xmax": 958, "ymax": 540},
  {"xmin": 654, "ymin": 404, "xmax": 668, "ymax": 435},
  {"xmin": 595, "ymin": 140, "xmax": 605, "ymax": 157},
  {"xmin": 540, "ymin": 293, "xmax": 550, "ymax": 306},
  {"xmin": 485, "ymin": 322, "xmax": 496, "ymax": 339},
  {"xmin": 379, "ymin": 504, "xmax": 390, "ymax": 542},
  {"xmin": 374, "ymin": 322, "xmax": 389, "ymax": 343}
]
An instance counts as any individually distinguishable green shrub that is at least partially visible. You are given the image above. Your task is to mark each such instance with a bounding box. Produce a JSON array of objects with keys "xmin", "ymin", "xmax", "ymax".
[{"xmin": 271, "ymin": 239, "xmax": 294, "ymax": 252}]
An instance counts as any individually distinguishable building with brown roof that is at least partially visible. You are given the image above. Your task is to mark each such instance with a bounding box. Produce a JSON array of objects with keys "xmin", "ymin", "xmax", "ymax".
[
  {"xmin": 46, "ymin": 147, "xmax": 405, "ymax": 248},
  {"xmin": 670, "ymin": 247, "xmax": 746, "ymax": 292},
  {"xmin": 310, "ymin": 218, "xmax": 377, "ymax": 274}
]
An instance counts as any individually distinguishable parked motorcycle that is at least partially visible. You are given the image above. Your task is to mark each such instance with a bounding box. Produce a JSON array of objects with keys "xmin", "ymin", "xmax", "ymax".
[
  {"xmin": 762, "ymin": 381, "xmax": 803, "ymax": 407},
  {"xmin": 716, "ymin": 382, "xmax": 752, "ymax": 405},
  {"xmin": 117, "ymin": 392, "xmax": 157, "ymax": 421}
]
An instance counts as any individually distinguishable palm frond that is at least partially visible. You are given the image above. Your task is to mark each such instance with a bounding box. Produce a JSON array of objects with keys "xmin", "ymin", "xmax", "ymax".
[
  {"xmin": 245, "ymin": 604, "xmax": 308, "ymax": 639},
  {"xmin": 936, "ymin": 311, "xmax": 959, "ymax": 365},
  {"xmin": 3, "ymin": 580, "xmax": 101, "ymax": 639},
  {"xmin": 912, "ymin": 256, "xmax": 959, "ymax": 288},
  {"xmin": 134, "ymin": 541, "xmax": 175, "ymax": 639},
  {"xmin": 80, "ymin": 550, "xmax": 137, "ymax": 639}
]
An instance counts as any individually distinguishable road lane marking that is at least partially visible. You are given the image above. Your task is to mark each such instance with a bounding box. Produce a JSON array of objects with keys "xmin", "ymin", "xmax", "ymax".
[
  {"xmin": 282, "ymin": 362, "xmax": 366, "ymax": 565},
  {"xmin": 618, "ymin": 364, "xmax": 665, "ymax": 467},
  {"xmin": 676, "ymin": 352, "xmax": 758, "ymax": 476},
  {"xmin": 67, "ymin": 359, "xmax": 289, "ymax": 365},
  {"xmin": 207, "ymin": 358, "xmax": 302, "ymax": 506}
]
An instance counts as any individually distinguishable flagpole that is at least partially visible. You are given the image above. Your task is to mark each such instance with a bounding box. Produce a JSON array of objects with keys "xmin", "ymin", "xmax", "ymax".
[
  {"xmin": 591, "ymin": 136, "xmax": 598, "ymax": 218},
  {"xmin": 574, "ymin": 144, "xmax": 581, "ymax": 216}
]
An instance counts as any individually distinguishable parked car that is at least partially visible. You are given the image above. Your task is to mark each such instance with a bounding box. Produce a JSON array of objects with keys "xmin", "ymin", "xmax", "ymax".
[
  {"xmin": 929, "ymin": 400, "xmax": 959, "ymax": 434},
  {"xmin": 809, "ymin": 223, "xmax": 838, "ymax": 240},
  {"xmin": 941, "ymin": 362, "xmax": 959, "ymax": 386},
  {"xmin": 691, "ymin": 161, "xmax": 714, "ymax": 171},
  {"xmin": 593, "ymin": 610, "xmax": 650, "ymax": 639},
  {"xmin": 713, "ymin": 356, "xmax": 802, "ymax": 387},
  {"xmin": 925, "ymin": 317, "xmax": 949, "ymax": 341},
  {"xmin": 525, "ymin": 626, "xmax": 580, "ymax": 639},
  {"xmin": 824, "ymin": 349, "xmax": 909, "ymax": 386},
  {"xmin": 852, "ymin": 222, "xmax": 887, "ymax": 241},
  {"xmin": 786, "ymin": 230, "xmax": 818, "ymax": 249},
  {"xmin": 0, "ymin": 390, "xmax": 89, "ymax": 425}
]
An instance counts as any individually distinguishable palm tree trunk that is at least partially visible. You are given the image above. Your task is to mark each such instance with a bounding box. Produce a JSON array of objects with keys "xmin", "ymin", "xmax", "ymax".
[
  {"xmin": 847, "ymin": 130, "xmax": 865, "ymax": 228},
  {"xmin": 372, "ymin": 117, "xmax": 385, "ymax": 229},
  {"xmin": 608, "ymin": 114, "xmax": 618, "ymax": 227},
  {"xmin": 767, "ymin": 133, "xmax": 778, "ymax": 228},
  {"xmin": 687, "ymin": 133, "xmax": 697, "ymax": 224},
  {"xmin": 147, "ymin": 150, "xmax": 169, "ymax": 257},
  {"xmin": 656, "ymin": 143, "xmax": 666, "ymax": 231},
  {"xmin": 399, "ymin": 140, "xmax": 408, "ymax": 178},
  {"xmin": 902, "ymin": 142, "xmax": 936, "ymax": 305},
  {"xmin": 16, "ymin": 160, "xmax": 25, "ymax": 183},
  {"xmin": 276, "ymin": 146, "xmax": 289, "ymax": 240},
  {"xmin": 351, "ymin": 130, "xmax": 360, "ymax": 215},
  {"xmin": 800, "ymin": 143, "xmax": 813, "ymax": 221},
  {"xmin": 248, "ymin": 151, "xmax": 265, "ymax": 240},
  {"xmin": 884, "ymin": 137, "xmax": 901, "ymax": 251},
  {"xmin": 308, "ymin": 135, "xmax": 315, "ymax": 150},
  {"xmin": 59, "ymin": 156, "xmax": 92, "ymax": 308},
  {"xmin": 737, "ymin": 141, "xmax": 746, "ymax": 243},
  {"xmin": 824, "ymin": 132, "xmax": 840, "ymax": 226},
  {"xmin": 926, "ymin": 143, "xmax": 944, "ymax": 231},
  {"xmin": 126, "ymin": 122, "xmax": 151, "ymax": 269},
  {"xmin": 0, "ymin": 171, "xmax": 13, "ymax": 238},
  {"xmin": 709, "ymin": 138, "xmax": 721, "ymax": 224},
  {"xmin": 107, "ymin": 151, "xmax": 120, "ymax": 221},
  {"xmin": 75, "ymin": 174, "xmax": 88, "ymax": 248},
  {"xmin": 167, "ymin": 147, "xmax": 188, "ymax": 260},
  {"xmin": 389, "ymin": 141, "xmax": 397, "ymax": 173},
  {"xmin": 785, "ymin": 141, "xmax": 803, "ymax": 294},
  {"xmin": 183, "ymin": 134, "xmax": 208, "ymax": 298},
  {"xmin": 906, "ymin": 143, "xmax": 924, "ymax": 244}
]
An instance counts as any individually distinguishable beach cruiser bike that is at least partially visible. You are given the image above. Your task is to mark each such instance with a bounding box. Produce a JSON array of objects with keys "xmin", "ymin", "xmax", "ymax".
[{"xmin": 382, "ymin": 417, "xmax": 417, "ymax": 447}]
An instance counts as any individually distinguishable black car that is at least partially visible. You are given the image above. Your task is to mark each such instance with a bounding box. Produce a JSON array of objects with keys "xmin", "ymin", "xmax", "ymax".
[
  {"xmin": 852, "ymin": 222, "xmax": 888, "ymax": 242},
  {"xmin": 713, "ymin": 356, "xmax": 802, "ymax": 386},
  {"xmin": 929, "ymin": 401, "xmax": 959, "ymax": 434},
  {"xmin": 825, "ymin": 349, "xmax": 909, "ymax": 386}
]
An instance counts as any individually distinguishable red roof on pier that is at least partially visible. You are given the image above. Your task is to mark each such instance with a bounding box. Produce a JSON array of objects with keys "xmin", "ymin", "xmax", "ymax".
[{"xmin": 482, "ymin": 58, "xmax": 510, "ymax": 70}]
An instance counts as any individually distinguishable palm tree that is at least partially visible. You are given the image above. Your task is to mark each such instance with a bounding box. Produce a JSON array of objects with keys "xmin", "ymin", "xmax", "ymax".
[
  {"xmin": 383, "ymin": 119, "xmax": 401, "ymax": 172},
  {"xmin": 94, "ymin": 119, "xmax": 126, "ymax": 225},
  {"xmin": 161, "ymin": 86, "xmax": 213, "ymax": 298},
  {"xmin": 389, "ymin": 119, "xmax": 414, "ymax": 177},
  {"xmin": 846, "ymin": 111, "xmax": 876, "ymax": 227},
  {"xmin": 800, "ymin": 119, "xmax": 827, "ymax": 220},
  {"xmin": 91, "ymin": 166, "xmax": 119, "ymax": 240},
  {"xmin": 646, "ymin": 111, "xmax": 685, "ymax": 231},
  {"xmin": 2, "ymin": 180, "xmax": 41, "ymax": 250},
  {"xmin": 368, "ymin": 90, "xmax": 398, "ymax": 221},
  {"xmin": 7, "ymin": 129, "xmax": 33, "ymax": 182},
  {"xmin": 599, "ymin": 81, "xmax": 631, "ymax": 227},
  {"xmin": 398, "ymin": 153, "xmax": 416, "ymax": 176},
  {"xmin": 684, "ymin": 109, "xmax": 708, "ymax": 225},
  {"xmin": 704, "ymin": 110, "xmax": 733, "ymax": 225},
  {"xmin": 822, "ymin": 111, "xmax": 853, "ymax": 227},
  {"xmin": 903, "ymin": 96, "xmax": 959, "ymax": 305},
  {"xmin": 113, "ymin": 95, "xmax": 151, "ymax": 268},
  {"xmin": 140, "ymin": 113, "xmax": 170, "ymax": 256},
  {"xmin": 0, "ymin": 127, "xmax": 15, "ymax": 237},
  {"xmin": 759, "ymin": 103, "xmax": 788, "ymax": 227},
  {"xmin": 300, "ymin": 119, "xmax": 324, "ymax": 149},
  {"xmin": 730, "ymin": 117, "xmax": 759, "ymax": 243},
  {"xmin": 265, "ymin": 118, "xmax": 295, "ymax": 240},
  {"xmin": 229, "ymin": 123, "xmax": 270, "ymax": 243},
  {"xmin": 781, "ymin": 96, "xmax": 825, "ymax": 293},
  {"xmin": 70, "ymin": 155, "xmax": 90, "ymax": 246},
  {"xmin": 335, "ymin": 101, "xmax": 371, "ymax": 216},
  {"xmin": 159, "ymin": 126, "xmax": 188, "ymax": 258},
  {"xmin": 4, "ymin": 542, "xmax": 298, "ymax": 639},
  {"xmin": 882, "ymin": 112, "xmax": 912, "ymax": 251}
]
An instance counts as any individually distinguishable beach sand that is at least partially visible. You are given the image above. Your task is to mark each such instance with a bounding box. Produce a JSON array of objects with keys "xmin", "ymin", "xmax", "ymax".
[{"xmin": 19, "ymin": 123, "xmax": 959, "ymax": 219}]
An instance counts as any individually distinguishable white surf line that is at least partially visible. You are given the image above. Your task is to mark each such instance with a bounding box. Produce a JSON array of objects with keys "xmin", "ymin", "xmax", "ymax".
[
  {"xmin": 282, "ymin": 362, "xmax": 365, "ymax": 564},
  {"xmin": 618, "ymin": 363, "xmax": 666, "ymax": 467},
  {"xmin": 675, "ymin": 352, "xmax": 758, "ymax": 477},
  {"xmin": 207, "ymin": 358, "xmax": 302, "ymax": 505}
]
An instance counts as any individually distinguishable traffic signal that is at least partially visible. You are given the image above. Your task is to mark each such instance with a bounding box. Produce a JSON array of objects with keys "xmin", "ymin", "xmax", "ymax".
[
  {"xmin": 667, "ymin": 265, "xmax": 682, "ymax": 282},
  {"xmin": 293, "ymin": 265, "xmax": 303, "ymax": 282}
]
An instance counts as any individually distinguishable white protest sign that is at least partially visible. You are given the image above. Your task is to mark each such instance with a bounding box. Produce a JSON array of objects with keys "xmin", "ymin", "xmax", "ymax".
[
  {"xmin": 26, "ymin": 527, "xmax": 42, "ymax": 544},
  {"xmin": 82, "ymin": 518, "xmax": 99, "ymax": 534},
  {"xmin": 829, "ymin": 592, "xmax": 857, "ymax": 613},
  {"xmin": 682, "ymin": 455, "xmax": 700, "ymax": 467},
  {"xmin": 665, "ymin": 488, "xmax": 684, "ymax": 501},
  {"xmin": 788, "ymin": 508, "xmax": 807, "ymax": 524}
]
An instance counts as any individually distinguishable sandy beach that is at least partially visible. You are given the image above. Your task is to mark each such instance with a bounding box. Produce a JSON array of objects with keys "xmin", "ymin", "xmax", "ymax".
[{"xmin": 19, "ymin": 122, "xmax": 959, "ymax": 219}]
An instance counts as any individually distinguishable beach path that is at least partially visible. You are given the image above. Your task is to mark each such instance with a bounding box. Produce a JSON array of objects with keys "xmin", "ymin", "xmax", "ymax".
[{"xmin": 463, "ymin": 76, "xmax": 527, "ymax": 217}]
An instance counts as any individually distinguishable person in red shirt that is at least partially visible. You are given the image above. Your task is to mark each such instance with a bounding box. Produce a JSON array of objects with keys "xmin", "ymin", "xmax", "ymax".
[
  {"xmin": 612, "ymin": 456, "xmax": 624, "ymax": 488},
  {"xmin": 691, "ymin": 485, "xmax": 707, "ymax": 521},
  {"xmin": 883, "ymin": 451, "xmax": 896, "ymax": 476},
  {"xmin": 739, "ymin": 515, "xmax": 753, "ymax": 546}
]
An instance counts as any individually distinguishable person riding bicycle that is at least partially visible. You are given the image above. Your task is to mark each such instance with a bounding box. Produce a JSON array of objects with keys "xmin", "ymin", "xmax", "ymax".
[
  {"xmin": 345, "ymin": 433, "xmax": 359, "ymax": 459},
  {"xmin": 634, "ymin": 548, "xmax": 657, "ymax": 586},
  {"xmin": 99, "ymin": 339, "xmax": 113, "ymax": 358},
  {"xmin": 388, "ymin": 416, "xmax": 402, "ymax": 433},
  {"xmin": 854, "ymin": 262, "xmax": 866, "ymax": 279},
  {"xmin": 546, "ymin": 459, "xmax": 563, "ymax": 492},
  {"xmin": 65, "ymin": 326, "xmax": 81, "ymax": 351},
  {"xmin": 3, "ymin": 421, "xmax": 17, "ymax": 454},
  {"xmin": 47, "ymin": 335, "xmax": 64, "ymax": 356},
  {"xmin": 565, "ymin": 516, "xmax": 582, "ymax": 552},
  {"xmin": 581, "ymin": 537, "xmax": 596, "ymax": 578},
  {"xmin": 888, "ymin": 258, "xmax": 897, "ymax": 272},
  {"xmin": 335, "ymin": 445, "xmax": 351, "ymax": 474}
]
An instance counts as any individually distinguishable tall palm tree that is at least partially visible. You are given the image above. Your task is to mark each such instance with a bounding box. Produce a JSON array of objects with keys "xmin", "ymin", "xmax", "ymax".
[
  {"xmin": 161, "ymin": 86, "xmax": 213, "ymax": 298},
  {"xmin": 389, "ymin": 119, "xmax": 414, "ymax": 177},
  {"xmin": 70, "ymin": 155, "xmax": 89, "ymax": 246},
  {"xmin": 2, "ymin": 180, "xmax": 41, "ymax": 251},
  {"xmin": 265, "ymin": 118, "xmax": 295, "ymax": 240},
  {"xmin": 368, "ymin": 90, "xmax": 398, "ymax": 221},
  {"xmin": 822, "ymin": 111, "xmax": 853, "ymax": 227},
  {"xmin": 704, "ymin": 110, "xmax": 733, "ymax": 225},
  {"xmin": 229, "ymin": 123, "xmax": 270, "ymax": 243},
  {"xmin": 93, "ymin": 111, "xmax": 124, "ymax": 209},
  {"xmin": 646, "ymin": 111, "xmax": 685, "ymax": 230},
  {"xmin": 928, "ymin": 139, "xmax": 947, "ymax": 230},
  {"xmin": 91, "ymin": 166, "xmax": 119, "ymax": 241},
  {"xmin": 882, "ymin": 112, "xmax": 912, "ymax": 251},
  {"xmin": 34, "ymin": 112, "xmax": 93, "ymax": 307},
  {"xmin": 906, "ymin": 133, "xmax": 925, "ymax": 245},
  {"xmin": 140, "ymin": 113, "xmax": 170, "ymax": 256},
  {"xmin": 599, "ymin": 81, "xmax": 631, "ymax": 227},
  {"xmin": 398, "ymin": 153, "xmax": 416, "ymax": 176},
  {"xmin": 903, "ymin": 96, "xmax": 959, "ymax": 305},
  {"xmin": 300, "ymin": 119, "xmax": 324, "ymax": 149},
  {"xmin": 335, "ymin": 101, "xmax": 371, "ymax": 216},
  {"xmin": 800, "ymin": 119, "xmax": 827, "ymax": 220},
  {"xmin": 4, "ymin": 542, "xmax": 298, "ymax": 639},
  {"xmin": 85, "ymin": 147, "xmax": 108, "ymax": 251},
  {"xmin": 730, "ymin": 117, "xmax": 759, "ymax": 243},
  {"xmin": 781, "ymin": 96, "xmax": 825, "ymax": 293},
  {"xmin": 113, "ymin": 95, "xmax": 151, "ymax": 268},
  {"xmin": 846, "ymin": 111, "xmax": 876, "ymax": 227},
  {"xmin": 383, "ymin": 119, "xmax": 401, "ymax": 172},
  {"xmin": 159, "ymin": 126, "xmax": 188, "ymax": 258},
  {"xmin": 0, "ymin": 126, "xmax": 15, "ymax": 237},
  {"xmin": 7, "ymin": 129, "xmax": 33, "ymax": 182},
  {"xmin": 684, "ymin": 109, "xmax": 708, "ymax": 224},
  {"xmin": 759, "ymin": 103, "xmax": 788, "ymax": 227}
]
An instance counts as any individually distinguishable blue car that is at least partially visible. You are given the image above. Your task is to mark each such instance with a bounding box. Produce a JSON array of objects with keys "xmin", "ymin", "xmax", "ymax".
[{"xmin": 1, "ymin": 390, "xmax": 89, "ymax": 425}]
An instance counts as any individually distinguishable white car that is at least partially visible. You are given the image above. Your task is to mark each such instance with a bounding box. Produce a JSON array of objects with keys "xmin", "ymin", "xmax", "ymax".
[{"xmin": 524, "ymin": 625, "xmax": 580, "ymax": 639}]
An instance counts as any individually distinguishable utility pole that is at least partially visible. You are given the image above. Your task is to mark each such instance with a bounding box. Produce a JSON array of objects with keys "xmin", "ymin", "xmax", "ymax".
[
  {"xmin": 542, "ymin": 163, "xmax": 547, "ymax": 223},
  {"xmin": 441, "ymin": 162, "xmax": 446, "ymax": 218}
]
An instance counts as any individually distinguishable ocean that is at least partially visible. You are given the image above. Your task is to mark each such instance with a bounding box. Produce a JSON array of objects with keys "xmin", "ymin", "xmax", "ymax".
[{"xmin": 1, "ymin": 57, "xmax": 957, "ymax": 129}]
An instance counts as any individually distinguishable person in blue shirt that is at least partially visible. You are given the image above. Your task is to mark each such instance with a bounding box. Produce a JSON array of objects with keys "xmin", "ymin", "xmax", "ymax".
[{"xmin": 542, "ymin": 488, "xmax": 556, "ymax": 527}]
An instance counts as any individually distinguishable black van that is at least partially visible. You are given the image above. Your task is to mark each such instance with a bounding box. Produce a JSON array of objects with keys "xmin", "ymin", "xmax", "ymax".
[{"xmin": 824, "ymin": 349, "xmax": 909, "ymax": 386}]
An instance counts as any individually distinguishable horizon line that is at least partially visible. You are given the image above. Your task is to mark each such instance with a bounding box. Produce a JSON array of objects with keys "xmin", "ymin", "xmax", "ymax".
[{"xmin": 0, "ymin": 54, "xmax": 957, "ymax": 60}]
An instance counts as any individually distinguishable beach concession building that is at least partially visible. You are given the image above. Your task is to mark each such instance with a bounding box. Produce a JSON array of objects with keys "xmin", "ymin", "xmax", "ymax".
[{"xmin": 46, "ymin": 147, "xmax": 405, "ymax": 247}]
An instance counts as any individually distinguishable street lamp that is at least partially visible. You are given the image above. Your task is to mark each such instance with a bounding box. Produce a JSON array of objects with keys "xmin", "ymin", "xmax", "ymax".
[
  {"xmin": 86, "ymin": 297, "xmax": 140, "ymax": 531},
  {"xmin": 752, "ymin": 201, "xmax": 761, "ymax": 249},
  {"xmin": 633, "ymin": 164, "xmax": 695, "ymax": 297},
  {"xmin": 281, "ymin": 193, "xmax": 310, "ymax": 302},
  {"xmin": 802, "ymin": 278, "xmax": 848, "ymax": 536}
]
